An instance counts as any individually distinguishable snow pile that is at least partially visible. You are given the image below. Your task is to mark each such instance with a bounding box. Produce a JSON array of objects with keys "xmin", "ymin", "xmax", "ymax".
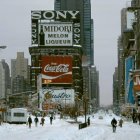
[{"xmin": 0, "ymin": 113, "xmax": 140, "ymax": 140}]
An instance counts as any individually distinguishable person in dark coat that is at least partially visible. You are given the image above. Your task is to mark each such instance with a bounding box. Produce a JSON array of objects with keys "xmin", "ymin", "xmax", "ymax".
[
  {"xmin": 28, "ymin": 116, "xmax": 32, "ymax": 128},
  {"xmin": 50, "ymin": 116, "xmax": 53, "ymax": 125},
  {"xmin": 111, "ymin": 118, "xmax": 117, "ymax": 132},
  {"xmin": 0, "ymin": 114, "xmax": 2, "ymax": 125},
  {"xmin": 132, "ymin": 113, "xmax": 137, "ymax": 123},
  {"xmin": 137, "ymin": 113, "xmax": 140, "ymax": 125},
  {"xmin": 41, "ymin": 117, "xmax": 45, "ymax": 126},
  {"xmin": 34, "ymin": 116, "xmax": 39, "ymax": 127},
  {"xmin": 87, "ymin": 117, "xmax": 90, "ymax": 125}
]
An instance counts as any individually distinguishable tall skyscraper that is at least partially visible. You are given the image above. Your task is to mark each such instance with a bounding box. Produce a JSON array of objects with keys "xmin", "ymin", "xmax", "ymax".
[
  {"xmin": 11, "ymin": 52, "xmax": 28, "ymax": 80},
  {"xmin": 54, "ymin": 0, "xmax": 99, "ymax": 108},
  {"xmin": 0, "ymin": 59, "xmax": 10, "ymax": 99},
  {"xmin": 54, "ymin": 0, "xmax": 93, "ymax": 65},
  {"xmin": 11, "ymin": 52, "xmax": 30, "ymax": 94}
]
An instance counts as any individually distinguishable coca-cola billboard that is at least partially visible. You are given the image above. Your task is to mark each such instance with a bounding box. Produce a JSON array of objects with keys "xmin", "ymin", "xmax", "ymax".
[{"xmin": 41, "ymin": 56, "xmax": 73, "ymax": 84}]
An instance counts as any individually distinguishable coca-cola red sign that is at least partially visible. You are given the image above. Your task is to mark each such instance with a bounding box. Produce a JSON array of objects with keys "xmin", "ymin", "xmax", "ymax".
[
  {"xmin": 44, "ymin": 64, "xmax": 69, "ymax": 73},
  {"xmin": 41, "ymin": 56, "xmax": 72, "ymax": 84}
]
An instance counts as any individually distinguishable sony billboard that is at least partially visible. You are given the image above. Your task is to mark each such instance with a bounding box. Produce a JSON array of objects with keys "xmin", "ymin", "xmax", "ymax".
[{"xmin": 31, "ymin": 10, "xmax": 80, "ymax": 46}]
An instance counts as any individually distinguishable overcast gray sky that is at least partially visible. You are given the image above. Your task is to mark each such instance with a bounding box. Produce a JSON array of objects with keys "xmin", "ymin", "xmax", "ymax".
[{"xmin": 0, "ymin": 0, "xmax": 127, "ymax": 106}]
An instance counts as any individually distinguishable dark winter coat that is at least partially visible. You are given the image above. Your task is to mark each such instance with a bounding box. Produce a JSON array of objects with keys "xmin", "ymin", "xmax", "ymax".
[
  {"xmin": 34, "ymin": 117, "xmax": 39, "ymax": 123},
  {"xmin": 50, "ymin": 116, "xmax": 53, "ymax": 121},
  {"xmin": 28, "ymin": 117, "xmax": 32, "ymax": 124},
  {"xmin": 111, "ymin": 118, "xmax": 117, "ymax": 127},
  {"xmin": 87, "ymin": 117, "xmax": 90, "ymax": 125}
]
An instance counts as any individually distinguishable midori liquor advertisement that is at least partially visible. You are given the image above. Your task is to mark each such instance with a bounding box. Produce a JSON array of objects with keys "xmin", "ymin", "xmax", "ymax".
[{"xmin": 39, "ymin": 22, "xmax": 73, "ymax": 46}]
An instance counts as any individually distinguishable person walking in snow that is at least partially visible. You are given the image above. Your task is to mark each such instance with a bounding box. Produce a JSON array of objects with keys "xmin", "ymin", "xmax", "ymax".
[
  {"xmin": 28, "ymin": 116, "xmax": 32, "ymax": 128},
  {"xmin": 50, "ymin": 116, "xmax": 53, "ymax": 125},
  {"xmin": 137, "ymin": 113, "xmax": 140, "ymax": 125},
  {"xmin": 34, "ymin": 116, "xmax": 39, "ymax": 127},
  {"xmin": 41, "ymin": 117, "xmax": 45, "ymax": 126},
  {"xmin": 87, "ymin": 117, "xmax": 90, "ymax": 125},
  {"xmin": 0, "ymin": 114, "xmax": 2, "ymax": 125},
  {"xmin": 119, "ymin": 118, "xmax": 123, "ymax": 127},
  {"xmin": 111, "ymin": 118, "xmax": 117, "ymax": 132}
]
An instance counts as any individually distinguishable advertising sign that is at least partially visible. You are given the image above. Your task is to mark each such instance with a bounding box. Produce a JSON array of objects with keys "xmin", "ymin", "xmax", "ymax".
[
  {"xmin": 39, "ymin": 23, "xmax": 73, "ymax": 46},
  {"xmin": 31, "ymin": 10, "xmax": 80, "ymax": 46},
  {"xmin": 133, "ymin": 74, "xmax": 140, "ymax": 91},
  {"xmin": 41, "ymin": 56, "xmax": 73, "ymax": 84},
  {"xmin": 125, "ymin": 56, "xmax": 134, "ymax": 104},
  {"xmin": 127, "ymin": 11, "xmax": 135, "ymax": 30},
  {"xmin": 40, "ymin": 89, "xmax": 75, "ymax": 110}
]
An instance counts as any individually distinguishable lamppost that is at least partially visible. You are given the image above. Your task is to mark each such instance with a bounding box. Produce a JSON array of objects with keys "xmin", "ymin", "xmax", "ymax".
[
  {"xmin": 75, "ymin": 93, "xmax": 79, "ymax": 122},
  {"xmin": 64, "ymin": 87, "xmax": 67, "ymax": 119}
]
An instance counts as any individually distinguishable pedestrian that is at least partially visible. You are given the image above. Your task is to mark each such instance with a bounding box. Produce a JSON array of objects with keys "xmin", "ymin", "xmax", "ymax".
[
  {"xmin": 111, "ymin": 118, "xmax": 117, "ymax": 133},
  {"xmin": 50, "ymin": 116, "xmax": 53, "ymax": 125},
  {"xmin": 41, "ymin": 117, "xmax": 45, "ymax": 126},
  {"xmin": 34, "ymin": 116, "xmax": 39, "ymax": 127},
  {"xmin": 28, "ymin": 116, "xmax": 32, "ymax": 128},
  {"xmin": 0, "ymin": 114, "xmax": 2, "ymax": 125},
  {"xmin": 134, "ymin": 113, "xmax": 137, "ymax": 123},
  {"xmin": 132, "ymin": 113, "xmax": 135, "ymax": 123},
  {"xmin": 87, "ymin": 117, "xmax": 90, "ymax": 125},
  {"xmin": 119, "ymin": 118, "xmax": 123, "ymax": 127},
  {"xmin": 137, "ymin": 113, "xmax": 140, "ymax": 125}
]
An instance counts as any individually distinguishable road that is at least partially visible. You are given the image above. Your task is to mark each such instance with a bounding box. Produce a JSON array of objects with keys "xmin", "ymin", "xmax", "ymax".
[{"xmin": 0, "ymin": 114, "xmax": 140, "ymax": 140}]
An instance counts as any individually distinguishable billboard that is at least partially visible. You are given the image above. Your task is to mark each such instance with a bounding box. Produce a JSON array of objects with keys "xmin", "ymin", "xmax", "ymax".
[
  {"xmin": 39, "ymin": 89, "xmax": 75, "ymax": 110},
  {"xmin": 127, "ymin": 11, "xmax": 135, "ymax": 30},
  {"xmin": 31, "ymin": 10, "xmax": 80, "ymax": 46},
  {"xmin": 41, "ymin": 56, "xmax": 73, "ymax": 84},
  {"xmin": 125, "ymin": 56, "xmax": 134, "ymax": 104},
  {"xmin": 133, "ymin": 74, "xmax": 140, "ymax": 91},
  {"xmin": 39, "ymin": 22, "xmax": 73, "ymax": 46}
]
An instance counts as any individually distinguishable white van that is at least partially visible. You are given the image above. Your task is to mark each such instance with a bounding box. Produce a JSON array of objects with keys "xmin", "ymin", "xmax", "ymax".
[{"xmin": 6, "ymin": 108, "xmax": 28, "ymax": 124}]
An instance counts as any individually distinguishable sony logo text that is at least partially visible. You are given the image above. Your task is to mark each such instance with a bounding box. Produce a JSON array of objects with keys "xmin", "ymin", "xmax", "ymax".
[{"xmin": 31, "ymin": 11, "xmax": 80, "ymax": 20}]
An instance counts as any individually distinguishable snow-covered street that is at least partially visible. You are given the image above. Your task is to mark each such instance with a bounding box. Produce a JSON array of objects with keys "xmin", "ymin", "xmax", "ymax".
[{"xmin": 0, "ymin": 113, "xmax": 140, "ymax": 140}]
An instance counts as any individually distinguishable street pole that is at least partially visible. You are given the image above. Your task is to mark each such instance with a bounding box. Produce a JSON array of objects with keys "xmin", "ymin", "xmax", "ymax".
[
  {"xmin": 64, "ymin": 88, "xmax": 66, "ymax": 119},
  {"xmin": 85, "ymin": 100, "xmax": 87, "ymax": 123}
]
